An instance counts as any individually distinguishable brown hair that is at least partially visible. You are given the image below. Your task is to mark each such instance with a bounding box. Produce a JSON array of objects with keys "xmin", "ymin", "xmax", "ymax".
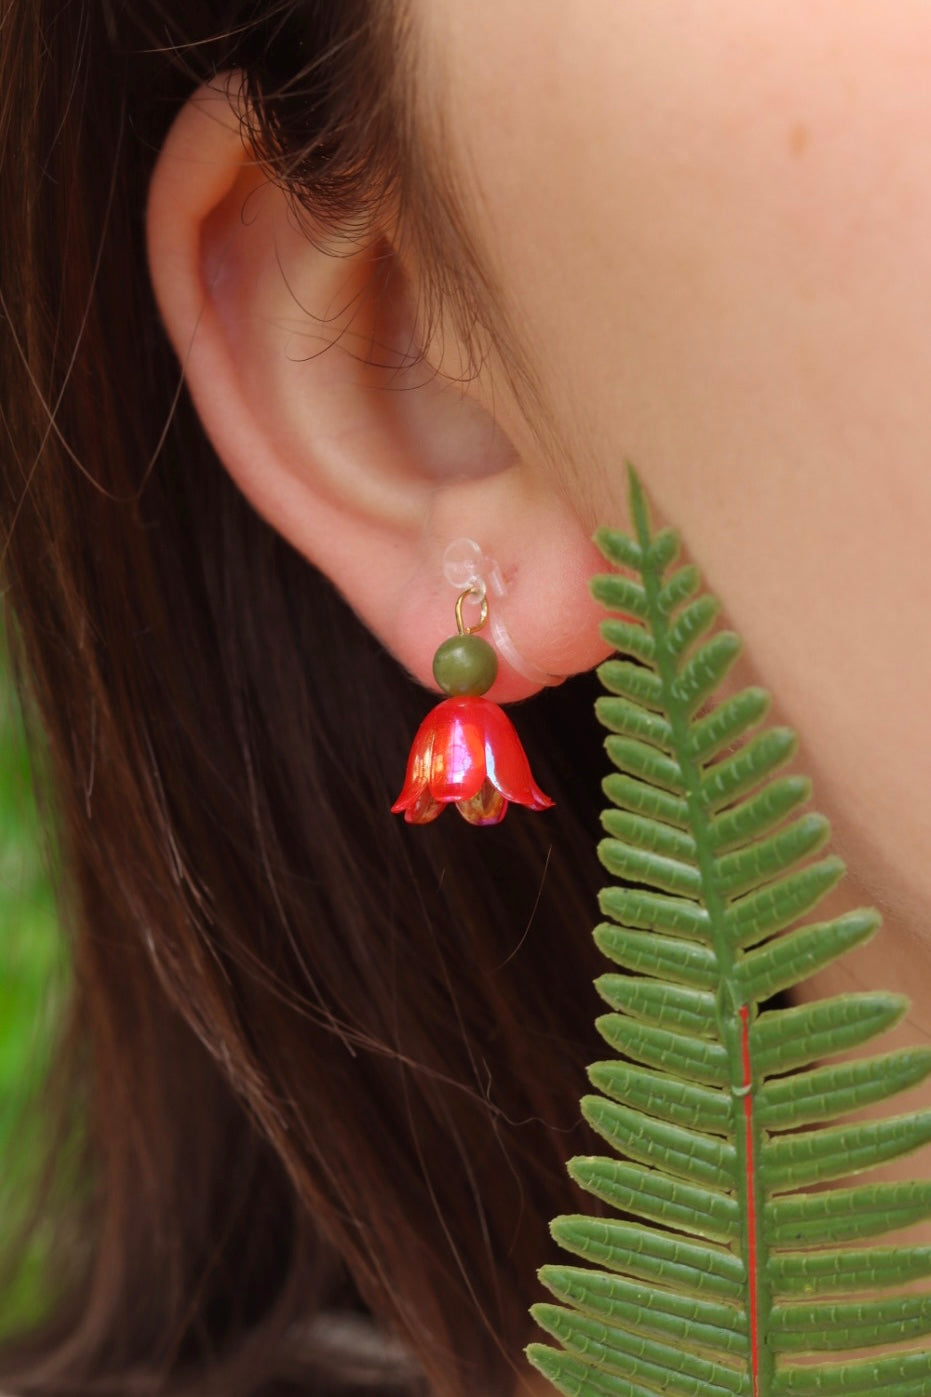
[{"xmin": 0, "ymin": 4, "xmax": 607, "ymax": 1394}]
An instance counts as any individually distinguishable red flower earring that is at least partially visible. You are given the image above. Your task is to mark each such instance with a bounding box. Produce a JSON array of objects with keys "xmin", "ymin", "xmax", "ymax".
[{"xmin": 391, "ymin": 585, "xmax": 554, "ymax": 826}]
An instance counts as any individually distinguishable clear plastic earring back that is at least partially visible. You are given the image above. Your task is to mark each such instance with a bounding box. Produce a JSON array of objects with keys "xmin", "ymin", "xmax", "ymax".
[{"xmin": 441, "ymin": 539, "xmax": 562, "ymax": 687}]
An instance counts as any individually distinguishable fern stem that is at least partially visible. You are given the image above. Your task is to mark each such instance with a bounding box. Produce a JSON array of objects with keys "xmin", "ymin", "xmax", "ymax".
[
  {"xmin": 629, "ymin": 468, "xmax": 771, "ymax": 1397},
  {"xmin": 740, "ymin": 1003, "xmax": 761, "ymax": 1397}
]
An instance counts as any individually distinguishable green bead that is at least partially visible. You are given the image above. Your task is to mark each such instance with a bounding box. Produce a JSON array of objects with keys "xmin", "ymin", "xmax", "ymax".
[{"xmin": 433, "ymin": 633, "xmax": 498, "ymax": 696}]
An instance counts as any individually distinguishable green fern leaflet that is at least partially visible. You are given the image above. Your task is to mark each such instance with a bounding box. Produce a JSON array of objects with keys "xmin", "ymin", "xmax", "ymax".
[{"xmin": 528, "ymin": 467, "xmax": 931, "ymax": 1397}]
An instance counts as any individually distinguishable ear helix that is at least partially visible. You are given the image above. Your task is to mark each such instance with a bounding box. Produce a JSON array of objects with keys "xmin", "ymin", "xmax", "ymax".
[{"xmin": 390, "ymin": 540, "xmax": 555, "ymax": 826}]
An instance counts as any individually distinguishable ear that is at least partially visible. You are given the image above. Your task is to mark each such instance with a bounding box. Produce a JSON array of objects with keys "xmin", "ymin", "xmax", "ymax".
[{"xmin": 146, "ymin": 79, "xmax": 609, "ymax": 701}]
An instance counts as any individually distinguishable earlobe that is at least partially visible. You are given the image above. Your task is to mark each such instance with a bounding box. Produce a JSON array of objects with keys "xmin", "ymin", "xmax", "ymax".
[{"xmin": 146, "ymin": 79, "xmax": 610, "ymax": 701}]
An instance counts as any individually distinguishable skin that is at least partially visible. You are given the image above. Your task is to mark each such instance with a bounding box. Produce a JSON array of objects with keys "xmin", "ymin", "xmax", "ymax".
[{"xmin": 408, "ymin": 0, "xmax": 931, "ymax": 1041}]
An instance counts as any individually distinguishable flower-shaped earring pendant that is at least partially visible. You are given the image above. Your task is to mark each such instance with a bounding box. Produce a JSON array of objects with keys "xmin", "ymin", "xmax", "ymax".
[{"xmin": 391, "ymin": 586, "xmax": 554, "ymax": 826}]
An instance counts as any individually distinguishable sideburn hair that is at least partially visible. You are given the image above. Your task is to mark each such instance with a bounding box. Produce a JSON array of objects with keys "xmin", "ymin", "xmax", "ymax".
[{"xmin": 0, "ymin": 3, "xmax": 607, "ymax": 1394}]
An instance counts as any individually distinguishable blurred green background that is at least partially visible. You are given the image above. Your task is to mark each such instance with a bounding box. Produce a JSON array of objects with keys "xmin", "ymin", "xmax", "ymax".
[{"xmin": 0, "ymin": 621, "xmax": 68, "ymax": 1338}]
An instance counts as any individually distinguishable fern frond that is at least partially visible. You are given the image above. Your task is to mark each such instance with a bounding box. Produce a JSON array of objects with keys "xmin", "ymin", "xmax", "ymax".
[{"xmin": 528, "ymin": 467, "xmax": 931, "ymax": 1397}]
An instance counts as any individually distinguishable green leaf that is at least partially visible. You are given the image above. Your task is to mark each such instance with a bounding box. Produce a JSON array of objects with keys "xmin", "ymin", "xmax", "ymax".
[
  {"xmin": 687, "ymin": 686, "xmax": 771, "ymax": 763},
  {"xmin": 714, "ymin": 813, "xmax": 831, "ymax": 899},
  {"xmin": 700, "ymin": 728, "xmax": 798, "ymax": 813},
  {"xmin": 765, "ymin": 1179, "xmax": 931, "ymax": 1246},
  {"xmin": 594, "ymin": 975, "xmax": 717, "ymax": 1036},
  {"xmin": 771, "ymin": 1348, "xmax": 931, "ymax": 1395},
  {"xmin": 602, "ymin": 771, "xmax": 691, "ymax": 828},
  {"xmin": 590, "ymin": 573, "xmax": 650, "ymax": 620},
  {"xmin": 763, "ymin": 1110, "xmax": 931, "ymax": 1192},
  {"xmin": 587, "ymin": 1061, "xmax": 732, "ymax": 1133},
  {"xmin": 568, "ymin": 1157, "xmax": 739, "ymax": 1242},
  {"xmin": 599, "ymin": 805, "xmax": 696, "ymax": 861},
  {"xmin": 595, "ymin": 697, "xmax": 675, "ymax": 751},
  {"xmin": 656, "ymin": 563, "xmax": 700, "ymax": 615},
  {"xmin": 593, "ymin": 924, "xmax": 719, "ymax": 990},
  {"xmin": 526, "ymin": 1344, "xmax": 657, "ymax": 1397},
  {"xmin": 734, "ymin": 908, "xmax": 880, "ymax": 1003},
  {"xmin": 531, "ymin": 468, "xmax": 931, "ymax": 1397},
  {"xmin": 598, "ymin": 886, "xmax": 710, "ymax": 940},
  {"xmin": 647, "ymin": 526, "xmax": 681, "ymax": 572},
  {"xmin": 599, "ymin": 618, "xmax": 656, "ymax": 666},
  {"xmin": 593, "ymin": 525, "xmax": 644, "ymax": 574},
  {"xmin": 581, "ymin": 1097, "xmax": 736, "ymax": 1190},
  {"xmin": 597, "ymin": 659, "xmax": 665, "ymax": 711},
  {"xmin": 530, "ymin": 1303, "xmax": 750, "ymax": 1397},
  {"xmin": 598, "ymin": 836, "xmax": 701, "ymax": 896},
  {"xmin": 671, "ymin": 631, "xmax": 742, "ymax": 717},
  {"xmin": 768, "ymin": 1245, "xmax": 931, "ymax": 1295},
  {"xmin": 707, "ymin": 774, "xmax": 812, "ymax": 854},
  {"xmin": 549, "ymin": 1216, "xmax": 746, "ymax": 1300},
  {"xmin": 723, "ymin": 856, "xmax": 845, "ymax": 950},
  {"xmin": 751, "ymin": 992, "xmax": 908, "ymax": 1076},
  {"xmin": 666, "ymin": 594, "xmax": 721, "ymax": 659},
  {"xmin": 595, "ymin": 1014, "xmax": 729, "ymax": 1085},
  {"xmin": 757, "ymin": 1048, "xmax": 931, "ymax": 1129},
  {"xmin": 604, "ymin": 734, "xmax": 685, "ymax": 792},
  {"xmin": 538, "ymin": 1266, "xmax": 748, "ymax": 1357},
  {"xmin": 770, "ymin": 1293, "xmax": 931, "ymax": 1352}
]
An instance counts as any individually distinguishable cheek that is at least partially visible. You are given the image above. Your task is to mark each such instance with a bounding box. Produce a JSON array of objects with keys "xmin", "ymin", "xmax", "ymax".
[
  {"xmin": 419, "ymin": 0, "xmax": 931, "ymax": 913},
  {"xmin": 426, "ymin": 1, "xmax": 931, "ymax": 445}
]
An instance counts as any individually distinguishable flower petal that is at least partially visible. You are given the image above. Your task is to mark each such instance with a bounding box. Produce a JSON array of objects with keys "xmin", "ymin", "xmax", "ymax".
[
  {"xmin": 456, "ymin": 780, "xmax": 508, "ymax": 826},
  {"xmin": 479, "ymin": 702, "xmax": 554, "ymax": 810},
  {"xmin": 391, "ymin": 707, "xmax": 443, "ymax": 812},
  {"xmin": 425, "ymin": 700, "xmax": 486, "ymax": 801},
  {"xmin": 404, "ymin": 787, "xmax": 444, "ymax": 824}
]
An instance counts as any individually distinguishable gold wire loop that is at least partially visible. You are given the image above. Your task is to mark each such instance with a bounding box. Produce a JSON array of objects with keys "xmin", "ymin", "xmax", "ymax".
[{"xmin": 455, "ymin": 586, "xmax": 489, "ymax": 636}]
